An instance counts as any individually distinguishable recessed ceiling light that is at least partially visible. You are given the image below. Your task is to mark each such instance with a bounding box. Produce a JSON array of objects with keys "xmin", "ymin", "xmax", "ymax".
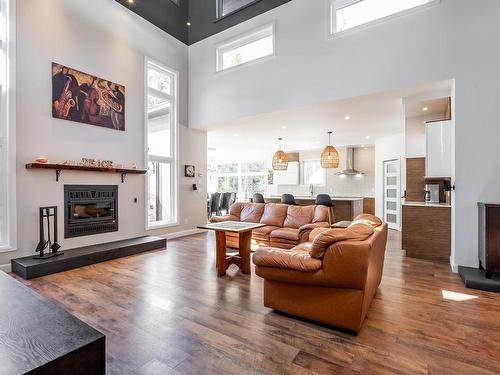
[
  {"xmin": 186, "ymin": 21, "xmax": 192, "ymax": 26},
  {"xmin": 365, "ymin": 135, "xmax": 371, "ymax": 140},
  {"xmin": 281, "ymin": 126, "xmax": 287, "ymax": 129},
  {"xmin": 344, "ymin": 116, "xmax": 351, "ymax": 120},
  {"xmin": 127, "ymin": 0, "xmax": 134, "ymax": 4},
  {"xmin": 422, "ymin": 106, "xmax": 429, "ymax": 111},
  {"xmin": 233, "ymin": 133, "xmax": 239, "ymax": 137}
]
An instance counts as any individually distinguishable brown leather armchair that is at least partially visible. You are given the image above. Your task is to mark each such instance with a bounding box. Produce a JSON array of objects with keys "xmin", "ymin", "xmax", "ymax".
[
  {"xmin": 210, "ymin": 202, "xmax": 330, "ymax": 249},
  {"xmin": 252, "ymin": 214, "xmax": 388, "ymax": 333}
]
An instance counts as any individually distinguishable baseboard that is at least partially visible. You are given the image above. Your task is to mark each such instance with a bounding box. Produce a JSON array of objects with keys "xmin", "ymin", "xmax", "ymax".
[
  {"xmin": 162, "ymin": 228, "xmax": 207, "ymax": 240},
  {"xmin": 0, "ymin": 263, "xmax": 12, "ymax": 273}
]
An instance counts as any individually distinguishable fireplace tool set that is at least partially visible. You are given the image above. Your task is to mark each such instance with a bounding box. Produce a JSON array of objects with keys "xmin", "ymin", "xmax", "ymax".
[{"xmin": 34, "ymin": 206, "xmax": 64, "ymax": 259}]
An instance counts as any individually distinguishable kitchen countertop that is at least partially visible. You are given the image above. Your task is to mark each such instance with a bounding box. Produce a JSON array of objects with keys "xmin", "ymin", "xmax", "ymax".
[{"xmin": 402, "ymin": 200, "xmax": 451, "ymax": 208}]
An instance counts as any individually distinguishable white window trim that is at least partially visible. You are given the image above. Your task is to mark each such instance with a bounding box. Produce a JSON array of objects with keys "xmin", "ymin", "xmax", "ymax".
[
  {"xmin": 301, "ymin": 159, "xmax": 326, "ymax": 186},
  {"xmin": 0, "ymin": 0, "xmax": 16, "ymax": 253},
  {"xmin": 144, "ymin": 57, "xmax": 180, "ymax": 230},
  {"xmin": 216, "ymin": 0, "xmax": 262, "ymax": 19},
  {"xmin": 215, "ymin": 22, "xmax": 276, "ymax": 73},
  {"xmin": 328, "ymin": 0, "xmax": 441, "ymax": 38}
]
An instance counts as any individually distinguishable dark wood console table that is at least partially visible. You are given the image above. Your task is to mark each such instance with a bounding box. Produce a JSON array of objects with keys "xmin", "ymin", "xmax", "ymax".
[{"xmin": 0, "ymin": 272, "xmax": 105, "ymax": 374}]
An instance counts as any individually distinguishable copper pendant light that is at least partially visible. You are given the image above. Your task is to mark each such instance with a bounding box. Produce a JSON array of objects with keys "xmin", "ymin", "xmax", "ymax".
[
  {"xmin": 272, "ymin": 137, "xmax": 288, "ymax": 171},
  {"xmin": 320, "ymin": 131, "xmax": 340, "ymax": 168}
]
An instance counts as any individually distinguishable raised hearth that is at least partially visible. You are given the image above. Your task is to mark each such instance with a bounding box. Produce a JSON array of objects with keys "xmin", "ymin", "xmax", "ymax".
[
  {"xmin": 12, "ymin": 236, "xmax": 166, "ymax": 279},
  {"xmin": 65, "ymin": 185, "xmax": 118, "ymax": 238}
]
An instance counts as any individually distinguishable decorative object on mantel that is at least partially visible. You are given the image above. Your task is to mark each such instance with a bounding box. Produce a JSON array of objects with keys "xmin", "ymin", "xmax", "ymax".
[
  {"xmin": 79, "ymin": 158, "xmax": 114, "ymax": 168},
  {"xmin": 272, "ymin": 137, "xmax": 288, "ymax": 171},
  {"xmin": 25, "ymin": 162, "xmax": 147, "ymax": 183},
  {"xmin": 35, "ymin": 156, "xmax": 49, "ymax": 164},
  {"xmin": 52, "ymin": 62, "xmax": 125, "ymax": 131},
  {"xmin": 34, "ymin": 206, "xmax": 63, "ymax": 260},
  {"xmin": 320, "ymin": 131, "xmax": 340, "ymax": 169},
  {"xmin": 185, "ymin": 165, "xmax": 195, "ymax": 178}
]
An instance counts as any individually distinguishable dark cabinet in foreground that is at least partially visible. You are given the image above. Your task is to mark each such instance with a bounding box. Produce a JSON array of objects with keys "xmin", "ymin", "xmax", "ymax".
[{"xmin": 478, "ymin": 203, "xmax": 500, "ymax": 277}]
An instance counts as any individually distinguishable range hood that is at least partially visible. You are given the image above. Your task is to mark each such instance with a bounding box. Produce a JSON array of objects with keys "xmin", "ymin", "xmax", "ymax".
[{"xmin": 336, "ymin": 147, "xmax": 364, "ymax": 176}]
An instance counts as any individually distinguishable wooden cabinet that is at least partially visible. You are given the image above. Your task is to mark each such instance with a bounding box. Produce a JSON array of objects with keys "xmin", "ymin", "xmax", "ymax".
[
  {"xmin": 402, "ymin": 205, "xmax": 451, "ymax": 262},
  {"xmin": 425, "ymin": 120, "xmax": 452, "ymax": 178},
  {"xmin": 363, "ymin": 197, "xmax": 375, "ymax": 215},
  {"xmin": 478, "ymin": 203, "xmax": 500, "ymax": 277}
]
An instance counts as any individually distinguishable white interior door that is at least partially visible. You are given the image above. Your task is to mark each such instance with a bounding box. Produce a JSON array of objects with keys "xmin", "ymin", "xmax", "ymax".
[{"xmin": 383, "ymin": 159, "xmax": 401, "ymax": 230}]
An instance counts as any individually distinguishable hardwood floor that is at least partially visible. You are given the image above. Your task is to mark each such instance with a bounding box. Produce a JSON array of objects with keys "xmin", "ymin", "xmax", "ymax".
[{"xmin": 13, "ymin": 230, "xmax": 500, "ymax": 375}]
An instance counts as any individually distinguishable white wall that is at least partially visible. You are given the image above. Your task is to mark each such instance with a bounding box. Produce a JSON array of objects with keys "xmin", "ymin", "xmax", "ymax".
[
  {"xmin": 189, "ymin": 0, "xmax": 500, "ymax": 269},
  {"xmin": 1, "ymin": 0, "xmax": 207, "ymax": 267},
  {"xmin": 276, "ymin": 147, "xmax": 375, "ymax": 197}
]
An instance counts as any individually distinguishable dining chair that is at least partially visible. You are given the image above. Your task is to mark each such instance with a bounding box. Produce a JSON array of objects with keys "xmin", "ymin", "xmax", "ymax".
[
  {"xmin": 219, "ymin": 192, "xmax": 232, "ymax": 215},
  {"xmin": 207, "ymin": 192, "xmax": 221, "ymax": 219}
]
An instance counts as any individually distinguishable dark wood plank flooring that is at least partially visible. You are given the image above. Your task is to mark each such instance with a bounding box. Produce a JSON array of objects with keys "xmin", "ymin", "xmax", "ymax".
[{"xmin": 13, "ymin": 231, "xmax": 500, "ymax": 375}]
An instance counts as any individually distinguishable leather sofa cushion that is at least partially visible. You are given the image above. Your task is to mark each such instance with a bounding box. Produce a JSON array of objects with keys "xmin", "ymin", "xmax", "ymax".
[
  {"xmin": 253, "ymin": 244, "xmax": 322, "ymax": 272},
  {"xmin": 260, "ymin": 203, "xmax": 288, "ymax": 227},
  {"xmin": 312, "ymin": 205, "xmax": 329, "ymax": 223},
  {"xmin": 253, "ymin": 225, "xmax": 280, "ymax": 236},
  {"xmin": 240, "ymin": 203, "xmax": 265, "ymax": 223},
  {"xmin": 228, "ymin": 202, "xmax": 244, "ymax": 218},
  {"xmin": 284, "ymin": 205, "xmax": 315, "ymax": 229},
  {"xmin": 270, "ymin": 227, "xmax": 300, "ymax": 241}
]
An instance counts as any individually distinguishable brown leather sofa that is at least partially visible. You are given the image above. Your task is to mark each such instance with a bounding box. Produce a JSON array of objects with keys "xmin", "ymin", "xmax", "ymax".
[
  {"xmin": 252, "ymin": 214, "xmax": 388, "ymax": 333},
  {"xmin": 210, "ymin": 202, "xmax": 329, "ymax": 249}
]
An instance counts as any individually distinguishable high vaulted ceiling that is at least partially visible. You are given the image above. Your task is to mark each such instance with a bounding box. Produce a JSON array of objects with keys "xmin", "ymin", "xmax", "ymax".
[
  {"xmin": 208, "ymin": 80, "xmax": 453, "ymax": 162},
  {"xmin": 115, "ymin": 0, "xmax": 291, "ymax": 45}
]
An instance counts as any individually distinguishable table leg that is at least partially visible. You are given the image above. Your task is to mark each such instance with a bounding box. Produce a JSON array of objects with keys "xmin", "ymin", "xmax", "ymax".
[
  {"xmin": 238, "ymin": 231, "xmax": 252, "ymax": 275},
  {"xmin": 215, "ymin": 231, "xmax": 227, "ymax": 277}
]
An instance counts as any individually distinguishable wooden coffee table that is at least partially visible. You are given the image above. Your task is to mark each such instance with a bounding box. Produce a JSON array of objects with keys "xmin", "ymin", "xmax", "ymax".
[{"xmin": 198, "ymin": 221, "xmax": 265, "ymax": 277}]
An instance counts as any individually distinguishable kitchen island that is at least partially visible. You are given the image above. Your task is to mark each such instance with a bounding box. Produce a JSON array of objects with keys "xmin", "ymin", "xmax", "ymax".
[{"xmin": 265, "ymin": 196, "xmax": 364, "ymax": 221}]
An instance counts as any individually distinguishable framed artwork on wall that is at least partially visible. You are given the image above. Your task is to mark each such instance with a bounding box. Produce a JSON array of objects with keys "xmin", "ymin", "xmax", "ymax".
[
  {"xmin": 185, "ymin": 165, "xmax": 195, "ymax": 177},
  {"xmin": 52, "ymin": 62, "xmax": 125, "ymax": 131}
]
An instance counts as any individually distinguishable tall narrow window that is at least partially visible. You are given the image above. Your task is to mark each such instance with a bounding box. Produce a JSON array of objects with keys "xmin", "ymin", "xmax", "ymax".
[
  {"xmin": 0, "ymin": 0, "xmax": 14, "ymax": 251},
  {"xmin": 331, "ymin": 0, "xmax": 436, "ymax": 34},
  {"xmin": 216, "ymin": 24, "xmax": 274, "ymax": 72},
  {"xmin": 146, "ymin": 59, "xmax": 178, "ymax": 228}
]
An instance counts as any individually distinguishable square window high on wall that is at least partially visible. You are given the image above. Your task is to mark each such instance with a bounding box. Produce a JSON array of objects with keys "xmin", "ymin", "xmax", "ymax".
[
  {"xmin": 216, "ymin": 23, "xmax": 275, "ymax": 72},
  {"xmin": 330, "ymin": 0, "xmax": 438, "ymax": 35},
  {"xmin": 145, "ymin": 59, "xmax": 179, "ymax": 229},
  {"xmin": 0, "ymin": 0, "xmax": 15, "ymax": 252},
  {"xmin": 217, "ymin": 0, "xmax": 258, "ymax": 18}
]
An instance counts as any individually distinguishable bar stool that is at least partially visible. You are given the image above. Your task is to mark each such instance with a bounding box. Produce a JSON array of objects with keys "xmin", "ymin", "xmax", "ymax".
[
  {"xmin": 252, "ymin": 193, "xmax": 265, "ymax": 203},
  {"xmin": 315, "ymin": 194, "xmax": 335, "ymax": 225},
  {"xmin": 281, "ymin": 194, "xmax": 296, "ymax": 205}
]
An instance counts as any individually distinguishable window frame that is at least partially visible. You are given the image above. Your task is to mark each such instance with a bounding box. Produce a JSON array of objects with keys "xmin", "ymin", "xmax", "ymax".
[
  {"xmin": 329, "ymin": 0, "xmax": 440, "ymax": 37},
  {"xmin": 301, "ymin": 159, "xmax": 326, "ymax": 186},
  {"xmin": 216, "ymin": 22, "xmax": 276, "ymax": 73},
  {"xmin": 144, "ymin": 57, "xmax": 180, "ymax": 230},
  {"xmin": 0, "ymin": 0, "xmax": 16, "ymax": 253},
  {"xmin": 216, "ymin": 0, "xmax": 262, "ymax": 20}
]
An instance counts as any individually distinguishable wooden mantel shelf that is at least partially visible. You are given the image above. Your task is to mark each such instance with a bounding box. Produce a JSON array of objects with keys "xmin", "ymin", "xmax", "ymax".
[{"xmin": 26, "ymin": 163, "xmax": 147, "ymax": 183}]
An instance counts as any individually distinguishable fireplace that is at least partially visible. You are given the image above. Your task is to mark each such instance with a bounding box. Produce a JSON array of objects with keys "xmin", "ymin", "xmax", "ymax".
[{"xmin": 64, "ymin": 185, "xmax": 118, "ymax": 238}]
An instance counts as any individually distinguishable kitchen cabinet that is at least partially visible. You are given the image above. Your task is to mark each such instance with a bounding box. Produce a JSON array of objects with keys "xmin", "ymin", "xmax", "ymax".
[
  {"xmin": 274, "ymin": 161, "xmax": 299, "ymax": 185},
  {"xmin": 402, "ymin": 204, "xmax": 451, "ymax": 262},
  {"xmin": 425, "ymin": 120, "xmax": 451, "ymax": 178}
]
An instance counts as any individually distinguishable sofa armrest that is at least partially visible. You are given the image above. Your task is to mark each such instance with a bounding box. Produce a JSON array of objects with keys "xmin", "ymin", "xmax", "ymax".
[{"xmin": 209, "ymin": 215, "xmax": 239, "ymax": 223}]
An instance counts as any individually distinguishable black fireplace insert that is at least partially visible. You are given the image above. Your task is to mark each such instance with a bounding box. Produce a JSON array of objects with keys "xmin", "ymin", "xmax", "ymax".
[{"xmin": 64, "ymin": 185, "xmax": 118, "ymax": 238}]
